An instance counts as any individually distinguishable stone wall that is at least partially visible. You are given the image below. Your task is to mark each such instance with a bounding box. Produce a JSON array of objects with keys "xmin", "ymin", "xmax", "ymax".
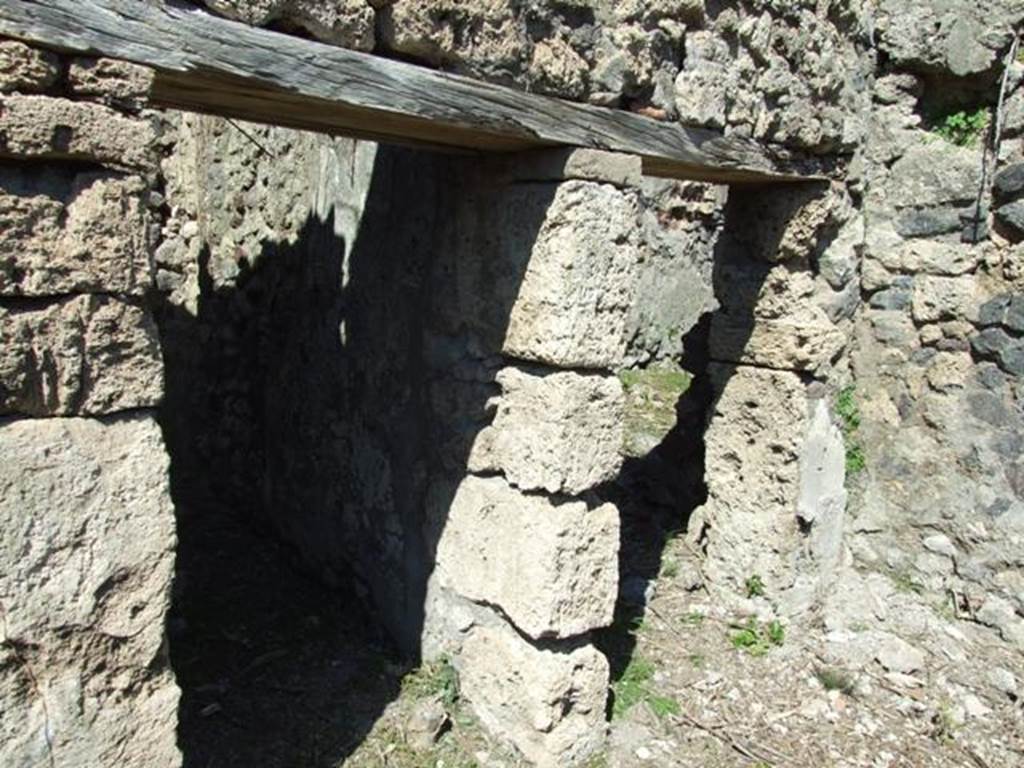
[
  {"xmin": 835, "ymin": 2, "xmax": 1024, "ymax": 650},
  {"xmin": 3, "ymin": 1, "xmax": 1024, "ymax": 766},
  {"xmin": 192, "ymin": 0, "xmax": 871, "ymax": 153},
  {"xmin": 0, "ymin": 42, "xmax": 181, "ymax": 767}
]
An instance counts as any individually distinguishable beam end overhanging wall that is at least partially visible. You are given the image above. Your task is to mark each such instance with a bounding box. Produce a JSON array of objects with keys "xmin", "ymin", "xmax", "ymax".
[{"xmin": 0, "ymin": 0, "xmax": 835, "ymax": 185}]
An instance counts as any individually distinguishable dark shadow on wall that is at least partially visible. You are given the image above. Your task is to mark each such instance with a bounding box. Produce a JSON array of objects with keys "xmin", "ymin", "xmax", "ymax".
[{"xmin": 155, "ymin": 142, "xmax": 553, "ymax": 767}]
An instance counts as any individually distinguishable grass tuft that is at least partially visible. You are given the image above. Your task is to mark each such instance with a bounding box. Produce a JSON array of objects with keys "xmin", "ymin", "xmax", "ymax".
[
  {"xmin": 815, "ymin": 666, "xmax": 855, "ymax": 694},
  {"xmin": 836, "ymin": 385, "xmax": 866, "ymax": 476},
  {"xmin": 931, "ymin": 108, "xmax": 988, "ymax": 147},
  {"xmin": 402, "ymin": 656, "xmax": 459, "ymax": 710},
  {"xmin": 745, "ymin": 574, "xmax": 766, "ymax": 598},
  {"xmin": 611, "ymin": 656, "xmax": 679, "ymax": 720},
  {"xmin": 730, "ymin": 618, "xmax": 785, "ymax": 656}
]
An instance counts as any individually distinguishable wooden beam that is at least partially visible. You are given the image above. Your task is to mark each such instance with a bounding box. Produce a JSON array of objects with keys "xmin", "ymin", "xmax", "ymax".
[{"xmin": 0, "ymin": 0, "xmax": 830, "ymax": 184}]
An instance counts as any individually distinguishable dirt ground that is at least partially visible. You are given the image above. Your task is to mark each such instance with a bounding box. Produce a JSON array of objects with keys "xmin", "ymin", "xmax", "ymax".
[
  {"xmin": 169, "ymin": 503, "xmax": 1023, "ymax": 768},
  {"xmin": 598, "ymin": 531, "xmax": 1024, "ymax": 768}
]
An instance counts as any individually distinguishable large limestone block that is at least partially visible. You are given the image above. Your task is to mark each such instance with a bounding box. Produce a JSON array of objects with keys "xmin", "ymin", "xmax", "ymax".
[
  {"xmin": 868, "ymin": 235, "xmax": 980, "ymax": 277},
  {"xmin": 501, "ymin": 180, "xmax": 642, "ymax": 368},
  {"xmin": 0, "ymin": 414, "xmax": 180, "ymax": 768},
  {"xmin": 710, "ymin": 309, "xmax": 846, "ymax": 372},
  {"xmin": 0, "ymin": 167, "xmax": 152, "ymax": 296},
  {"xmin": 432, "ymin": 178, "xmax": 643, "ymax": 369},
  {"xmin": 709, "ymin": 253, "xmax": 846, "ymax": 372},
  {"xmin": 0, "ymin": 95, "xmax": 156, "ymax": 171},
  {"xmin": 0, "ymin": 295, "xmax": 163, "ymax": 416},
  {"xmin": 200, "ymin": 0, "xmax": 376, "ymax": 49},
  {"xmin": 459, "ymin": 625, "xmax": 609, "ymax": 767},
  {"xmin": 468, "ymin": 366, "xmax": 624, "ymax": 494},
  {"xmin": 433, "ymin": 475, "xmax": 619, "ymax": 639},
  {"xmin": 0, "ymin": 40, "xmax": 59, "ymax": 93},
  {"xmin": 694, "ymin": 364, "xmax": 807, "ymax": 594},
  {"xmin": 796, "ymin": 398, "xmax": 848, "ymax": 585}
]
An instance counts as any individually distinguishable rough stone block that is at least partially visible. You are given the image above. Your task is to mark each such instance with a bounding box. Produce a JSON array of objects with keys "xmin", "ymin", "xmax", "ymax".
[
  {"xmin": 893, "ymin": 206, "xmax": 963, "ymax": 238},
  {"xmin": 692, "ymin": 364, "xmax": 809, "ymax": 595},
  {"xmin": 710, "ymin": 309, "xmax": 846, "ymax": 373},
  {"xmin": 993, "ymin": 161, "xmax": 1024, "ymax": 201},
  {"xmin": 68, "ymin": 58, "xmax": 154, "ymax": 107},
  {"xmin": 977, "ymin": 294, "xmax": 1010, "ymax": 327},
  {"xmin": 0, "ymin": 295, "xmax": 163, "ymax": 416},
  {"xmin": 996, "ymin": 200, "xmax": 1024, "ymax": 240},
  {"xmin": 433, "ymin": 475, "xmax": 619, "ymax": 639},
  {"xmin": 528, "ymin": 37, "xmax": 589, "ymax": 99},
  {"xmin": 818, "ymin": 214, "xmax": 863, "ymax": 290},
  {"xmin": 0, "ymin": 167, "xmax": 152, "ymax": 296},
  {"xmin": 971, "ymin": 327, "xmax": 1015, "ymax": 360},
  {"xmin": 459, "ymin": 625, "xmax": 608, "ymax": 768},
  {"xmin": 0, "ymin": 40, "xmax": 59, "ymax": 93},
  {"xmin": 378, "ymin": 0, "xmax": 521, "ymax": 78},
  {"xmin": 674, "ymin": 62, "xmax": 727, "ymax": 129},
  {"xmin": 876, "ymin": 0, "xmax": 1016, "ymax": 77},
  {"xmin": 500, "ymin": 148, "xmax": 642, "ymax": 188},
  {"xmin": 871, "ymin": 238, "xmax": 980, "ymax": 276},
  {"xmin": 726, "ymin": 183, "xmax": 847, "ymax": 263},
  {"xmin": 200, "ymin": 0, "xmax": 375, "ymax": 49},
  {"xmin": 0, "ymin": 414, "xmax": 180, "ymax": 768},
  {"xmin": 468, "ymin": 366, "xmax": 624, "ymax": 495},
  {"xmin": 911, "ymin": 275, "xmax": 978, "ymax": 323},
  {"xmin": 885, "ymin": 143, "xmax": 982, "ymax": 209},
  {"xmin": 870, "ymin": 309, "xmax": 919, "ymax": 348},
  {"xmin": 0, "ymin": 95, "xmax": 156, "ymax": 171},
  {"xmin": 432, "ymin": 177, "xmax": 648, "ymax": 369},
  {"xmin": 501, "ymin": 180, "xmax": 642, "ymax": 368},
  {"xmin": 797, "ymin": 399, "xmax": 848, "ymax": 581}
]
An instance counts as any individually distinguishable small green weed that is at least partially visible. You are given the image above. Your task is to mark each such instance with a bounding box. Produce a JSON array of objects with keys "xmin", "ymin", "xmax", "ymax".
[
  {"xmin": 931, "ymin": 702, "xmax": 961, "ymax": 744},
  {"xmin": 890, "ymin": 568, "xmax": 924, "ymax": 595},
  {"xmin": 680, "ymin": 610, "xmax": 705, "ymax": 626},
  {"xmin": 836, "ymin": 385, "xmax": 866, "ymax": 476},
  {"xmin": 931, "ymin": 108, "xmax": 988, "ymax": 148},
  {"xmin": 647, "ymin": 694, "xmax": 681, "ymax": 718},
  {"xmin": 661, "ymin": 558, "xmax": 680, "ymax": 579},
  {"xmin": 611, "ymin": 656, "xmax": 679, "ymax": 720},
  {"xmin": 815, "ymin": 666, "xmax": 855, "ymax": 694},
  {"xmin": 730, "ymin": 618, "xmax": 785, "ymax": 656},
  {"xmin": 611, "ymin": 657, "xmax": 655, "ymax": 718},
  {"xmin": 402, "ymin": 656, "xmax": 459, "ymax": 709},
  {"xmin": 688, "ymin": 652, "xmax": 706, "ymax": 668},
  {"xmin": 845, "ymin": 442, "xmax": 866, "ymax": 474},
  {"xmin": 932, "ymin": 596, "xmax": 957, "ymax": 622},
  {"xmin": 731, "ymin": 625, "xmax": 760, "ymax": 650},
  {"xmin": 745, "ymin": 574, "xmax": 766, "ymax": 598}
]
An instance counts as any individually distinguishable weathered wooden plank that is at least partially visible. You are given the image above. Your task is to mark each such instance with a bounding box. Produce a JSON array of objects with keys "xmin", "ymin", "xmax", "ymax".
[{"xmin": 0, "ymin": 0, "xmax": 829, "ymax": 183}]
